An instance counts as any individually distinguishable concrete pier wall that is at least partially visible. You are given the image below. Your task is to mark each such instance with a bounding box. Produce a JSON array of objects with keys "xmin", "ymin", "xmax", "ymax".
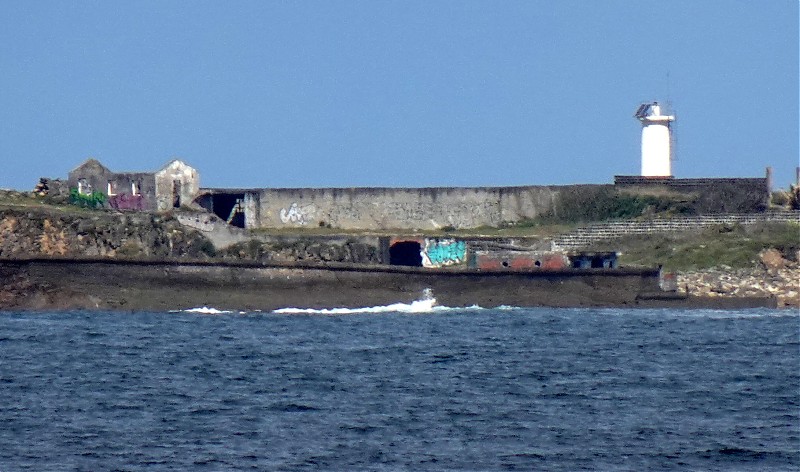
[{"xmin": 1, "ymin": 259, "xmax": 665, "ymax": 311}]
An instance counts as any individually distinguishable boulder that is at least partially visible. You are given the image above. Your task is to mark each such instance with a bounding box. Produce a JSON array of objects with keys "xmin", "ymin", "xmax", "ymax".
[{"xmin": 759, "ymin": 248, "xmax": 785, "ymax": 274}]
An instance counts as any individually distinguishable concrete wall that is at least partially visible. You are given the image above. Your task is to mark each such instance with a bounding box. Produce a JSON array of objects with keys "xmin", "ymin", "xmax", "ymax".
[
  {"xmin": 201, "ymin": 177, "xmax": 770, "ymax": 231},
  {"xmin": 1, "ymin": 258, "xmax": 667, "ymax": 310},
  {"xmin": 243, "ymin": 186, "xmax": 566, "ymax": 230}
]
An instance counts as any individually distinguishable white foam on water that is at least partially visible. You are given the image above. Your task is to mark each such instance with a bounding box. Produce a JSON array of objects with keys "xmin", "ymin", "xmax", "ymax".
[
  {"xmin": 272, "ymin": 289, "xmax": 488, "ymax": 315},
  {"xmin": 496, "ymin": 305, "xmax": 521, "ymax": 311},
  {"xmin": 183, "ymin": 306, "xmax": 233, "ymax": 315},
  {"xmin": 274, "ymin": 297, "xmax": 442, "ymax": 315}
]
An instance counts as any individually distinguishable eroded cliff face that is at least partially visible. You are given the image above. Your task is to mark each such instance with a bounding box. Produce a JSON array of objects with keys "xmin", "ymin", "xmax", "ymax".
[
  {"xmin": 0, "ymin": 208, "xmax": 215, "ymax": 259},
  {"xmin": 0, "ymin": 207, "xmax": 382, "ymax": 265}
]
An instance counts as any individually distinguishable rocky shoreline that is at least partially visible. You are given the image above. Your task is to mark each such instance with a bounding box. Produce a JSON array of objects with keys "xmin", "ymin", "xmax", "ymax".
[
  {"xmin": 1, "ymin": 203, "xmax": 796, "ymax": 310},
  {"xmin": 678, "ymin": 251, "xmax": 799, "ymax": 308}
]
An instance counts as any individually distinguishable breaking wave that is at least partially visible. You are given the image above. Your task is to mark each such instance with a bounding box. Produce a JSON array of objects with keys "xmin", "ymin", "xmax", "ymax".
[
  {"xmin": 182, "ymin": 306, "xmax": 234, "ymax": 315},
  {"xmin": 274, "ymin": 300, "xmax": 443, "ymax": 315},
  {"xmin": 273, "ymin": 289, "xmax": 481, "ymax": 315}
]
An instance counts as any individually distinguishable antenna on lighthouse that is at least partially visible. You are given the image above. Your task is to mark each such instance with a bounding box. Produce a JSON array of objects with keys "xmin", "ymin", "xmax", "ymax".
[{"xmin": 634, "ymin": 101, "xmax": 676, "ymax": 177}]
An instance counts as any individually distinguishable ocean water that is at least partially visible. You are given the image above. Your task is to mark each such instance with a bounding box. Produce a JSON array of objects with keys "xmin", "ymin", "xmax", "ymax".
[{"xmin": 0, "ymin": 302, "xmax": 798, "ymax": 471}]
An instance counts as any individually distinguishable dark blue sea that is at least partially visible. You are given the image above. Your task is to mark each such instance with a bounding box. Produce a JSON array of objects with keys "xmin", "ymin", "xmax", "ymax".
[{"xmin": 1, "ymin": 304, "xmax": 798, "ymax": 471}]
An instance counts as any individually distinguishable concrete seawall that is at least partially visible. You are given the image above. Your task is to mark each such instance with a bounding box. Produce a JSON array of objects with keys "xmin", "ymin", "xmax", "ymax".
[{"xmin": 0, "ymin": 259, "xmax": 776, "ymax": 311}]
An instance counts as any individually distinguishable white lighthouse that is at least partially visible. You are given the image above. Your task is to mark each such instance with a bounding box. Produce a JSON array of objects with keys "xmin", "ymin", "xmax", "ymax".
[{"xmin": 634, "ymin": 102, "xmax": 675, "ymax": 177}]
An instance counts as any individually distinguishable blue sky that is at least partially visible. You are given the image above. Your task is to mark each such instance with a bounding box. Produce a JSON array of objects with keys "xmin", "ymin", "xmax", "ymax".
[{"xmin": 1, "ymin": 1, "xmax": 797, "ymax": 190}]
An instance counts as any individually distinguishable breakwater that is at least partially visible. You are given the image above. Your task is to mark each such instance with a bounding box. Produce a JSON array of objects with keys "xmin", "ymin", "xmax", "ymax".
[{"xmin": 0, "ymin": 258, "xmax": 775, "ymax": 311}]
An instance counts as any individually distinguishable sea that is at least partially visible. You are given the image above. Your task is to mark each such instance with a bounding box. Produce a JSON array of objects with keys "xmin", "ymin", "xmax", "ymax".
[{"xmin": 1, "ymin": 298, "xmax": 798, "ymax": 471}]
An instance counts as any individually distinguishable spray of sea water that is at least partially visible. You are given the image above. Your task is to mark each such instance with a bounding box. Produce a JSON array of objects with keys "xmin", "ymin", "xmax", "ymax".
[
  {"xmin": 272, "ymin": 288, "xmax": 467, "ymax": 314},
  {"xmin": 180, "ymin": 288, "xmax": 482, "ymax": 315}
]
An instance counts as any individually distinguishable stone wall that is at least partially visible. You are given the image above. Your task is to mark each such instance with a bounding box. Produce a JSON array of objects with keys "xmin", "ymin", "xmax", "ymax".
[
  {"xmin": 154, "ymin": 160, "xmax": 200, "ymax": 211},
  {"xmin": 68, "ymin": 159, "xmax": 157, "ymax": 210},
  {"xmin": 241, "ymin": 186, "xmax": 568, "ymax": 230}
]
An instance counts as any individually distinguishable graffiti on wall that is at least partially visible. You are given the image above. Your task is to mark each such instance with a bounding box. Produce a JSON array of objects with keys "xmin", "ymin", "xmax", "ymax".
[
  {"xmin": 422, "ymin": 238, "xmax": 467, "ymax": 268},
  {"xmin": 279, "ymin": 203, "xmax": 316, "ymax": 225},
  {"xmin": 69, "ymin": 188, "xmax": 106, "ymax": 209},
  {"xmin": 108, "ymin": 193, "xmax": 146, "ymax": 211}
]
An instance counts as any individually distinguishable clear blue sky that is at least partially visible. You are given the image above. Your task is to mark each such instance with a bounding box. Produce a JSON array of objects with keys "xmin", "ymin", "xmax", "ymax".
[{"xmin": 1, "ymin": 1, "xmax": 797, "ymax": 190}]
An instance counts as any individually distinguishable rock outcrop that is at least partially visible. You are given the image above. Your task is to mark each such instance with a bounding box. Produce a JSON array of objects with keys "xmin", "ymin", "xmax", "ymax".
[
  {"xmin": 0, "ymin": 208, "xmax": 215, "ymax": 259},
  {"xmin": 678, "ymin": 251, "xmax": 799, "ymax": 308},
  {"xmin": 220, "ymin": 238, "xmax": 381, "ymax": 265}
]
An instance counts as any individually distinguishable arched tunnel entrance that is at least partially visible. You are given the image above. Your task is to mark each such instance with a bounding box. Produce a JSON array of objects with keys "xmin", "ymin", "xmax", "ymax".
[{"xmin": 389, "ymin": 241, "xmax": 423, "ymax": 267}]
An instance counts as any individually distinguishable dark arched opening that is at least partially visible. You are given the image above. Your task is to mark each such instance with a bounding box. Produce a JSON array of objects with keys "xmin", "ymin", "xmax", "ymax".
[
  {"xmin": 195, "ymin": 192, "xmax": 246, "ymax": 228},
  {"xmin": 389, "ymin": 241, "xmax": 423, "ymax": 267}
]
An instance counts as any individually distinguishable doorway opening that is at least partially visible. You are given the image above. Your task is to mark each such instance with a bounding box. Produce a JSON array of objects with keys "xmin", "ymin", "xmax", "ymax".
[
  {"xmin": 172, "ymin": 180, "xmax": 182, "ymax": 208},
  {"xmin": 389, "ymin": 241, "xmax": 423, "ymax": 267}
]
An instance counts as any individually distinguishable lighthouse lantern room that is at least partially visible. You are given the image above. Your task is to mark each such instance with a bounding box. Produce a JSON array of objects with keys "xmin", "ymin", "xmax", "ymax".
[{"xmin": 634, "ymin": 102, "xmax": 675, "ymax": 177}]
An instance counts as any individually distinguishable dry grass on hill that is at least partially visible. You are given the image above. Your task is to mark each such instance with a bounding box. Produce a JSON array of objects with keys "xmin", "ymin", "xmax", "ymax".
[{"xmin": 588, "ymin": 222, "xmax": 799, "ymax": 271}]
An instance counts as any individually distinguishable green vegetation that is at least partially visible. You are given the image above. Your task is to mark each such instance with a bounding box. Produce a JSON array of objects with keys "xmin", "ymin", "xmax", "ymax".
[
  {"xmin": 0, "ymin": 189, "xmax": 90, "ymax": 214},
  {"xmin": 589, "ymin": 222, "xmax": 799, "ymax": 271},
  {"xmin": 69, "ymin": 188, "xmax": 106, "ymax": 208},
  {"xmin": 540, "ymin": 187, "xmax": 695, "ymax": 224}
]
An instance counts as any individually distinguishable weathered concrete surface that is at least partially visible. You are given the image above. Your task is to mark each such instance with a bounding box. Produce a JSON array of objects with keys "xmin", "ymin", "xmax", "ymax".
[
  {"xmin": 0, "ymin": 259, "xmax": 775, "ymax": 311},
  {"xmin": 199, "ymin": 177, "xmax": 772, "ymax": 231},
  {"xmin": 176, "ymin": 212, "xmax": 251, "ymax": 249},
  {"xmin": 244, "ymin": 185, "xmax": 571, "ymax": 230}
]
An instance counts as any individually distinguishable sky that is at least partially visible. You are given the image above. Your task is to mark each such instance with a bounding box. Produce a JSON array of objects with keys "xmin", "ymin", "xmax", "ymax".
[{"xmin": 1, "ymin": 1, "xmax": 797, "ymax": 190}]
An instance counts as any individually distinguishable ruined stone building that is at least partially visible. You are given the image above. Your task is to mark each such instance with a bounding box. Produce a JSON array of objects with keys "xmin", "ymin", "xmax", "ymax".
[{"xmin": 67, "ymin": 158, "xmax": 199, "ymax": 211}]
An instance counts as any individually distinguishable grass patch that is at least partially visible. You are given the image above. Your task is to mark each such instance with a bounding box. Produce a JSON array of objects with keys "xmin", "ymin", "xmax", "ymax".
[{"xmin": 590, "ymin": 222, "xmax": 799, "ymax": 271}]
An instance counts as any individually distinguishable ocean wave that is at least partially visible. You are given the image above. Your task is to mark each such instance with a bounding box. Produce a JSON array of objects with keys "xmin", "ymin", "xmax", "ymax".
[
  {"xmin": 273, "ymin": 289, "xmax": 486, "ymax": 315},
  {"xmin": 182, "ymin": 306, "xmax": 234, "ymax": 315},
  {"xmin": 274, "ymin": 297, "xmax": 444, "ymax": 315}
]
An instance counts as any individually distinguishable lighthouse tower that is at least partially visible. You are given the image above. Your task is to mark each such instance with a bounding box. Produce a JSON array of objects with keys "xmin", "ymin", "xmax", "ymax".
[{"xmin": 634, "ymin": 102, "xmax": 675, "ymax": 177}]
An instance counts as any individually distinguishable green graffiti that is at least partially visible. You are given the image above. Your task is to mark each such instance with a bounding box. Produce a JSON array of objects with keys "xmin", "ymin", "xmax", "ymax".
[{"xmin": 69, "ymin": 188, "xmax": 106, "ymax": 208}]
